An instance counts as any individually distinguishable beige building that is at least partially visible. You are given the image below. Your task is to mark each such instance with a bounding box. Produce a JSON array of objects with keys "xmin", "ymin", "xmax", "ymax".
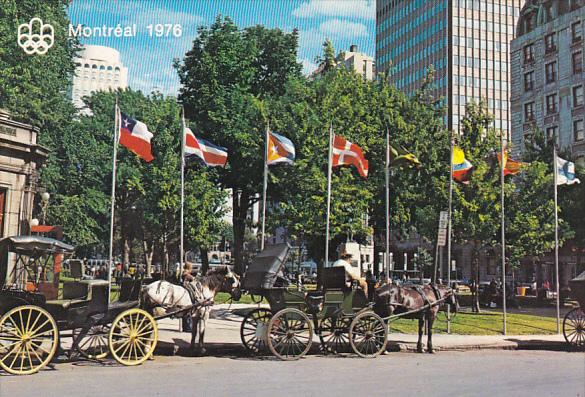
[
  {"xmin": 312, "ymin": 44, "xmax": 375, "ymax": 80},
  {"xmin": 0, "ymin": 110, "xmax": 48, "ymax": 239},
  {"xmin": 71, "ymin": 45, "xmax": 128, "ymax": 111}
]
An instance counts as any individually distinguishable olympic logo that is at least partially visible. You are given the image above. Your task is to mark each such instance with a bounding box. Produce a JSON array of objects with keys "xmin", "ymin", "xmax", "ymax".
[{"xmin": 17, "ymin": 18, "xmax": 54, "ymax": 55}]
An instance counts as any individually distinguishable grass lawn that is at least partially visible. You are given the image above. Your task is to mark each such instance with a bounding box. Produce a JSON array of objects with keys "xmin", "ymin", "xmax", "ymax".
[{"xmin": 389, "ymin": 310, "xmax": 558, "ymax": 335}]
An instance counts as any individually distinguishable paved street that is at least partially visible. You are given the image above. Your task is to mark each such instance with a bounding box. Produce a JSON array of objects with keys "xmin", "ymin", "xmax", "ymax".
[{"xmin": 1, "ymin": 350, "xmax": 583, "ymax": 397}]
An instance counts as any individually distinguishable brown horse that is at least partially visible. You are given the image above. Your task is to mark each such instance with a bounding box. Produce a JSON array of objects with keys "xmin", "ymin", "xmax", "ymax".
[{"xmin": 374, "ymin": 283, "xmax": 458, "ymax": 353}]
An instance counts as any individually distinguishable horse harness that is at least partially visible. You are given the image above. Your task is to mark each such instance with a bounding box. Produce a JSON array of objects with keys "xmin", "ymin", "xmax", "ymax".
[{"xmin": 411, "ymin": 284, "xmax": 443, "ymax": 310}]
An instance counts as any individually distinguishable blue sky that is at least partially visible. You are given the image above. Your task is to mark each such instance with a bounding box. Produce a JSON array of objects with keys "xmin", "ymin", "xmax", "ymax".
[{"xmin": 68, "ymin": 0, "xmax": 375, "ymax": 95}]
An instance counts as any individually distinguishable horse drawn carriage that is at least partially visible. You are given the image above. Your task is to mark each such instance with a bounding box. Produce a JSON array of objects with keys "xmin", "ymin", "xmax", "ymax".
[
  {"xmin": 563, "ymin": 271, "xmax": 585, "ymax": 347},
  {"xmin": 0, "ymin": 236, "xmax": 158, "ymax": 375},
  {"xmin": 240, "ymin": 243, "xmax": 388, "ymax": 360}
]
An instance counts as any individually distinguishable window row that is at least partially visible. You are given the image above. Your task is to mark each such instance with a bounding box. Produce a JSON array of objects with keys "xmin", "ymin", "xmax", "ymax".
[
  {"xmin": 453, "ymin": 56, "xmax": 508, "ymax": 71},
  {"xmin": 454, "ymin": 75, "xmax": 507, "ymax": 91},
  {"xmin": 524, "ymin": 52, "xmax": 582, "ymax": 91},
  {"xmin": 524, "ymin": 86, "xmax": 584, "ymax": 120},
  {"xmin": 453, "ymin": 36, "xmax": 508, "ymax": 52},
  {"xmin": 453, "ymin": 17, "xmax": 515, "ymax": 34},
  {"xmin": 523, "ymin": 21, "xmax": 583, "ymax": 63},
  {"xmin": 454, "ymin": 0, "xmax": 520, "ymax": 17}
]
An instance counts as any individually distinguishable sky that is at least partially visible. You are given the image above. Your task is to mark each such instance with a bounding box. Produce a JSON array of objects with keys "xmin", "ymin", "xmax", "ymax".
[{"xmin": 68, "ymin": 0, "xmax": 375, "ymax": 95}]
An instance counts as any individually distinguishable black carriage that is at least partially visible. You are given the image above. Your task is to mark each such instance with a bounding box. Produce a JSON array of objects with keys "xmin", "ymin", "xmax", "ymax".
[
  {"xmin": 240, "ymin": 243, "xmax": 387, "ymax": 360},
  {"xmin": 563, "ymin": 271, "xmax": 585, "ymax": 347},
  {"xmin": 0, "ymin": 236, "xmax": 158, "ymax": 375}
]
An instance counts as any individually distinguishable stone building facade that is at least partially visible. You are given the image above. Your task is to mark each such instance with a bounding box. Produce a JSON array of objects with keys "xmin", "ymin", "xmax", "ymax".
[
  {"xmin": 511, "ymin": 0, "xmax": 585, "ymax": 159},
  {"xmin": 0, "ymin": 110, "xmax": 48, "ymax": 239}
]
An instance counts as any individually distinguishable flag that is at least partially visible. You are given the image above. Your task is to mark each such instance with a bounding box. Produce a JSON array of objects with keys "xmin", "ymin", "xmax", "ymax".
[
  {"xmin": 184, "ymin": 127, "xmax": 228, "ymax": 167},
  {"xmin": 497, "ymin": 152, "xmax": 524, "ymax": 176},
  {"xmin": 267, "ymin": 132, "xmax": 295, "ymax": 165},
  {"xmin": 332, "ymin": 134, "xmax": 369, "ymax": 178},
  {"xmin": 390, "ymin": 145, "xmax": 421, "ymax": 169},
  {"xmin": 119, "ymin": 113, "xmax": 154, "ymax": 162},
  {"xmin": 452, "ymin": 146, "xmax": 473, "ymax": 184},
  {"xmin": 556, "ymin": 156, "xmax": 581, "ymax": 185}
]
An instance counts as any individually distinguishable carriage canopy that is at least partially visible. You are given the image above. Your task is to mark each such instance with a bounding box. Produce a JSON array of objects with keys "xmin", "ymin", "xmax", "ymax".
[
  {"xmin": 242, "ymin": 243, "xmax": 290, "ymax": 292},
  {"xmin": 569, "ymin": 271, "xmax": 585, "ymax": 307}
]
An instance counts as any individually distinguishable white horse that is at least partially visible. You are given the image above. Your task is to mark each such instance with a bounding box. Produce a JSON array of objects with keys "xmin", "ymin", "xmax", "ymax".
[{"xmin": 142, "ymin": 266, "xmax": 241, "ymax": 354}]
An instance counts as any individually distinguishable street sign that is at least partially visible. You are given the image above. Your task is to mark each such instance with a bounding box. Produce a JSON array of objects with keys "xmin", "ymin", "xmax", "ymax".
[
  {"xmin": 437, "ymin": 229, "xmax": 447, "ymax": 246},
  {"xmin": 438, "ymin": 211, "xmax": 449, "ymax": 230}
]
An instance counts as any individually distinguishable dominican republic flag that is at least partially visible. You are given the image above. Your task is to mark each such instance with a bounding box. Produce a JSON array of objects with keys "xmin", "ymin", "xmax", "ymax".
[
  {"xmin": 267, "ymin": 132, "xmax": 295, "ymax": 165},
  {"xmin": 184, "ymin": 127, "xmax": 228, "ymax": 167},
  {"xmin": 452, "ymin": 146, "xmax": 473, "ymax": 184},
  {"xmin": 119, "ymin": 113, "xmax": 154, "ymax": 162},
  {"xmin": 556, "ymin": 156, "xmax": 581, "ymax": 185},
  {"xmin": 332, "ymin": 134, "xmax": 369, "ymax": 178}
]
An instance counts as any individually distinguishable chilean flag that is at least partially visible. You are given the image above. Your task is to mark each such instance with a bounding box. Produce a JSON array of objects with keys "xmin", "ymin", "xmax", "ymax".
[
  {"xmin": 184, "ymin": 127, "xmax": 228, "ymax": 167},
  {"xmin": 332, "ymin": 134, "xmax": 369, "ymax": 178},
  {"xmin": 119, "ymin": 113, "xmax": 154, "ymax": 162}
]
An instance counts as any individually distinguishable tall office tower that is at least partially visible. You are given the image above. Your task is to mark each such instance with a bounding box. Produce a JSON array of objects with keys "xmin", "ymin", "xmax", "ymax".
[
  {"xmin": 376, "ymin": 0, "xmax": 523, "ymax": 136},
  {"xmin": 510, "ymin": 1, "xmax": 585, "ymax": 160},
  {"xmin": 71, "ymin": 45, "xmax": 128, "ymax": 110}
]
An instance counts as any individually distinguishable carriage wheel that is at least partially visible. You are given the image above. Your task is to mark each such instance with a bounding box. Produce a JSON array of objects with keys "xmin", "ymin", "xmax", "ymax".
[
  {"xmin": 240, "ymin": 308, "xmax": 272, "ymax": 354},
  {"xmin": 563, "ymin": 307, "xmax": 585, "ymax": 347},
  {"xmin": 266, "ymin": 308, "xmax": 313, "ymax": 360},
  {"xmin": 109, "ymin": 308, "xmax": 158, "ymax": 366},
  {"xmin": 349, "ymin": 312, "xmax": 388, "ymax": 358},
  {"xmin": 319, "ymin": 315, "xmax": 351, "ymax": 354},
  {"xmin": 75, "ymin": 325, "xmax": 110, "ymax": 360},
  {"xmin": 0, "ymin": 305, "xmax": 58, "ymax": 375}
]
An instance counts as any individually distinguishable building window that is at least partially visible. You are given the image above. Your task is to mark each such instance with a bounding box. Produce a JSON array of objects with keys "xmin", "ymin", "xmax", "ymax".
[
  {"xmin": 523, "ymin": 43, "xmax": 534, "ymax": 63},
  {"xmin": 524, "ymin": 102, "xmax": 535, "ymax": 121},
  {"xmin": 573, "ymin": 51, "xmax": 583, "ymax": 73},
  {"xmin": 546, "ymin": 93, "xmax": 558, "ymax": 114},
  {"xmin": 575, "ymin": 119, "xmax": 585, "ymax": 141},
  {"xmin": 524, "ymin": 71, "xmax": 534, "ymax": 91},
  {"xmin": 546, "ymin": 125, "xmax": 559, "ymax": 143},
  {"xmin": 574, "ymin": 85, "xmax": 584, "ymax": 107},
  {"xmin": 573, "ymin": 21, "xmax": 582, "ymax": 43},
  {"xmin": 545, "ymin": 32, "xmax": 557, "ymax": 53},
  {"xmin": 545, "ymin": 61, "xmax": 557, "ymax": 83}
]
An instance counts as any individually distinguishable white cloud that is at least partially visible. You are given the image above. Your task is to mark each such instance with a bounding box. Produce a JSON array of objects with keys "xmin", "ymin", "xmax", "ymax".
[
  {"xmin": 300, "ymin": 58, "xmax": 318, "ymax": 75},
  {"xmin": 318, "ymin": 19, "xmax": 368, "ymax": 38},
  {"xmin": 292, "ymin": 0, "xmax": 375, "ymax": 20}
]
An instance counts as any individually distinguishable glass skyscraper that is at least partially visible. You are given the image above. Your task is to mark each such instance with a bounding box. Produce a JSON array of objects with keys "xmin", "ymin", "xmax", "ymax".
[{"xmin": 376, "ymin": 0, "xmax": 523, "ymax": 136}]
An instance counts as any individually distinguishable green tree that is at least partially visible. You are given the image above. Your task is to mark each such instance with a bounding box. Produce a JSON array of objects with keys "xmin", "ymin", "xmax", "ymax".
[{"xmin": 176, "ymin": 16, "xmax": 301, "ymax": 272}]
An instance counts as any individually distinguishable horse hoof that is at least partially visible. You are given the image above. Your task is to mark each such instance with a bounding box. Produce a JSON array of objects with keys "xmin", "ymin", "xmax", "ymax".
[
  {"xmin": 417, "ymin": 347, "xmax": 424, "ymax": 353},
  {"xmin": 200, "ymin": 348, "xmax": 207, "ymax": 356},
  {"xmin": 428, "ymin": 349, "xmax": 435, "ymax": 354}
]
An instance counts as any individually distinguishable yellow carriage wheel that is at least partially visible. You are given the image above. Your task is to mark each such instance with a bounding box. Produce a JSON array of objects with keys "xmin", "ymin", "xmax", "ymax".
[
  {"xmin": 108, "ymin": 308, "xmax": 157, "ymax": 366},
  {"xmin": 75, "ymin": 325, "xmax": 110, "ymax": 360},
  {"xmin": 0, "ymin": 305, "xmax": 58, "ymax": 375}
]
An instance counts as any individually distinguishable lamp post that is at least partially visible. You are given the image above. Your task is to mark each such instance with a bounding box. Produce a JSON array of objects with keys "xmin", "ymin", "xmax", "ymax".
[{"xmin": 40, "ymin": 192, "xmax": 50, "ymax": 225}]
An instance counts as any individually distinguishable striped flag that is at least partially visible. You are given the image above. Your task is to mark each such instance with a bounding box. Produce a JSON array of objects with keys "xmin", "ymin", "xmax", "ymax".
[
  {"xmin": 332, "ymin": 134, "xmax": 369, "ymax": 178},
  {"xmin": 452, "ymin": 146, "xmax": 473, "ymax": 184},
  {"xmin": 184, "ymin": 127, "xmax": 228, "ymax": 167}
]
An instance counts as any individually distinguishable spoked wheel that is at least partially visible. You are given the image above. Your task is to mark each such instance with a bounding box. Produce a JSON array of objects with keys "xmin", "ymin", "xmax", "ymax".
[
  {"xmin": 75, "ymin": 325, "xmax": 110, "ymax": 360},
  {"xmin": 266, "ymin": 308, "xmax": 313, "ymax": 360},
  {"xmin": 240, "ymin": 308, "xmax": 272, "ymax": 354},
  {"xmin": 0, "ymin": 305, "xmax": 58, "ymax": 375},
  {"xmin": 349, "ymin": 312, "xmax": 388, "ymax": 358},
  {"xmin": 319, "ymin": 315, "xmax": 351, "ymax": 354},
  {"xmin": 109, "ymin": 308, "xmax": 158, "ymax": 366},
  {"xmin": 563, "ymin": 307, "xmax": 585, "ymax": 347}
]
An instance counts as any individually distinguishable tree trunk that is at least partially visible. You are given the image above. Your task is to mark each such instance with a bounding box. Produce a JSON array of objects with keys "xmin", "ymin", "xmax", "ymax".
[
  {"xmin": 200, "ymin": 247, "xmax": 210, "ymax": 275},
  {"xmin": 232, "ymin": 190, "xmax": 248, "ymax": 275},
  {"xmin": 123, "ymin": 237, "xmax": 131, "ymax": 266}
]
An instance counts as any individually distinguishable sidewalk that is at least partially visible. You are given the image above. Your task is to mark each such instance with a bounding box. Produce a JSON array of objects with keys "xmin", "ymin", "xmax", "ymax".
[{"xmin": 154, "ymin": 303, "xmax": 569, "ymax": 356}]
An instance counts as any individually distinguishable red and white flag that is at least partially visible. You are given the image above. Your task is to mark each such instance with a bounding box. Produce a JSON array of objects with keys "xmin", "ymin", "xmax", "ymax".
[
  {"xmin": 332, "ymin": 134, "xmax": 369, "ymax": 178},
  {"xmin": 119, "ymin": 113, "xmax": 154, "ymax": 162},
  {"xmin": 184, "ymin": 127, "xmax": 228, "ymax": 167}
]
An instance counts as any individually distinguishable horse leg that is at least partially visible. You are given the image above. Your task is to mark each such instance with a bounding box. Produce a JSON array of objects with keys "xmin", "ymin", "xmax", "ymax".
[
  {"xmin": 190, "ymin": 313, "xmax": 199, "ymax": 353},
  {"xmin": 198, "ymin": 309, "xmax": 209, "ymax": 355},
  {"xmin": 427, "ymin": 310, "xmax": 435, "ymax": 354},
  {"xmin": 417, "ymin": 316, "xmax": 425, "ymax": 353}
]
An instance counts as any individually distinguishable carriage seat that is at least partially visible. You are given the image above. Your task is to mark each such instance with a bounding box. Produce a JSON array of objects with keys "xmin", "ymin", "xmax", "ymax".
[{"xmin": 46, "ymin": 280, "xmax": 109, "ymax": 310}]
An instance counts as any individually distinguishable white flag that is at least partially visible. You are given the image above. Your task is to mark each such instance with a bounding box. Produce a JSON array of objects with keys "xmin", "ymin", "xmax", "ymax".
[{"xmin": 556, "ymin": 156, "xmax": 581, "ymax": 185}]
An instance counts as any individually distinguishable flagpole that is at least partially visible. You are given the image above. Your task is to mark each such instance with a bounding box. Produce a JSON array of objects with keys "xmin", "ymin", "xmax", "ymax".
[
  {"xmin": 107, "ymin": 98, "xmax": 119, "ymax": 301},
  {"xmin": 447, "ymin": 131, "xmax": 454, "ymax": 334},
  {"xmin": 500, "ymin": 131, "xmax": 507, "ymax": 335},
  {"xmin": 261, "ymin": 122, "xmax": 269, "ymax": 252},
  {"xmin": 180, "ymin": 107, "xmax": 186, "ymax": 268},
  {"xmin": 553, "ymin": 144, "xmax": 560, "ymax": 334},
  {"xmin": 324, "ymin": 123, "xmax": 333, "ymax": 269},
  {"xmin": 385, "ymin": 127, "xmax": 390, "ymax": 282}
]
